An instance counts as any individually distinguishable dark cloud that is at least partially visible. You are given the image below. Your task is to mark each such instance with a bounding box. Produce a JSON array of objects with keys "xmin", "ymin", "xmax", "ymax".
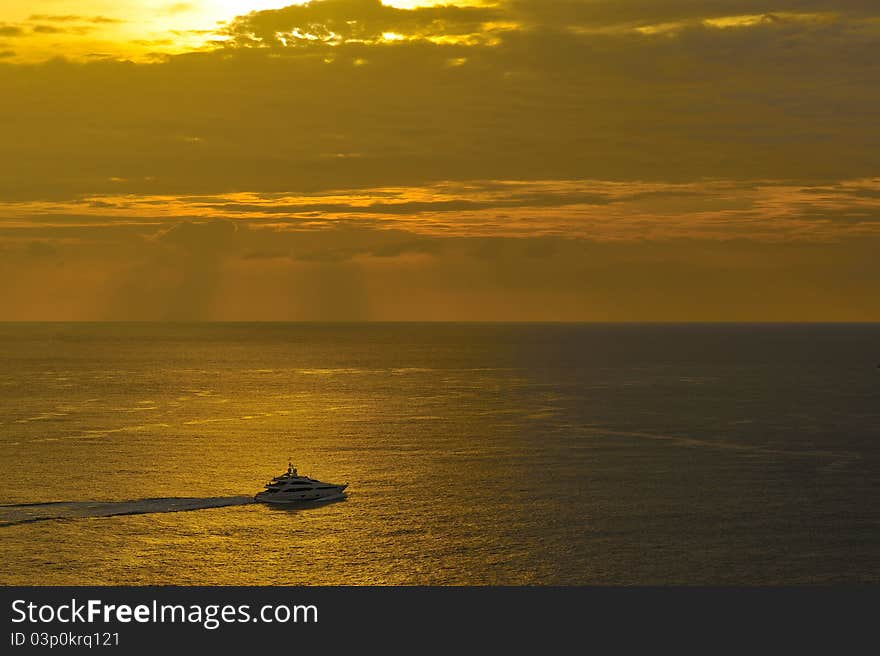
[
  {"xmin": 106, "ymin": 219, "xmax": 240, "ymax": 320},
  {"xmin": 2, "ymin": 12, "xmax": 878, "ymax": 202},
  {"xmin": 7, "ymin": 220, "xmax": 880, "ymax": 320},
  {"xmin": 153, "ymin": 218, "xmax": 239, "ymax": 250},
  {"xmin": 1, "ymin": 208, "xmax": 879, "ymax": 320},
  {"xmin": 28, "ymin": 15, "xmax": 123, "ymax": 25},
  {"xmin": 508, "ymin": 0, "xmax": 880, "ymax": 28},
  {"xmin": 31, "ymin": 25, "xmax": 66, "ymax": 34}
]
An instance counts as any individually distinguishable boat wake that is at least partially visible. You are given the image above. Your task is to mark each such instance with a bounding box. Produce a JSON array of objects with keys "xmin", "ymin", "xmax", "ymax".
[{"xmin": 0, "ymin": 496, "xmax": 255, "ymax": 527}]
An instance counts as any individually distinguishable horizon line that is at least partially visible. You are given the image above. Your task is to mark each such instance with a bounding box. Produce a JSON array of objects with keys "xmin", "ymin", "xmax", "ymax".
[{"xmin": 1, "ymin": 320, "xmax": 879, "ymax": 325}]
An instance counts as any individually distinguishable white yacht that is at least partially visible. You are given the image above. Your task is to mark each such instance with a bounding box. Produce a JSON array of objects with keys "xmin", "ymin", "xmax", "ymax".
[{"xmin": 255, "ymin": 462, "xmax": 348, "ymax": 504}]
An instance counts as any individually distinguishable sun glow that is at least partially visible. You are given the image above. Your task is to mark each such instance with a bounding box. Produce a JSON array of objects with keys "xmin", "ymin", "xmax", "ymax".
[{"xmin": 0, "ymin": 0, "xmax": 302, "ymax": 61}]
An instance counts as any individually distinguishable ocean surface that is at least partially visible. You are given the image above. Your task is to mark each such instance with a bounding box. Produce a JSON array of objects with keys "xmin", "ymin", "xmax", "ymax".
[{"xmin": 0, "ymin": 323, "xmax": 877, "ymax": 585}]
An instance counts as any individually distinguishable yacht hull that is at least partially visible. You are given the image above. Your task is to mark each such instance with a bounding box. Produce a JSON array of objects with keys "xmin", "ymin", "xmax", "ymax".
[
  {"xmin": 255, "ymin": 492, "xmax": 347, "ymax": 505},
  {"xmin": 254, "ymin": 484, "xmax": 348, "ymax": 505}
]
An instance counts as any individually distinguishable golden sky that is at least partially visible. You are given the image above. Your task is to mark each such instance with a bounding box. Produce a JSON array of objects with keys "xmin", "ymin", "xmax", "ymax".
[{"xmin": 2, "ymin": 1, "xmax": 879, "ymax": 320}]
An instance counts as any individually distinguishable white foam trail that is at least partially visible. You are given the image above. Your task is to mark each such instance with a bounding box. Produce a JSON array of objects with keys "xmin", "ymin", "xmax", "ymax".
[{"xmin": 0, "ymin": 496, "xmax": 255, "ymax": 527}]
